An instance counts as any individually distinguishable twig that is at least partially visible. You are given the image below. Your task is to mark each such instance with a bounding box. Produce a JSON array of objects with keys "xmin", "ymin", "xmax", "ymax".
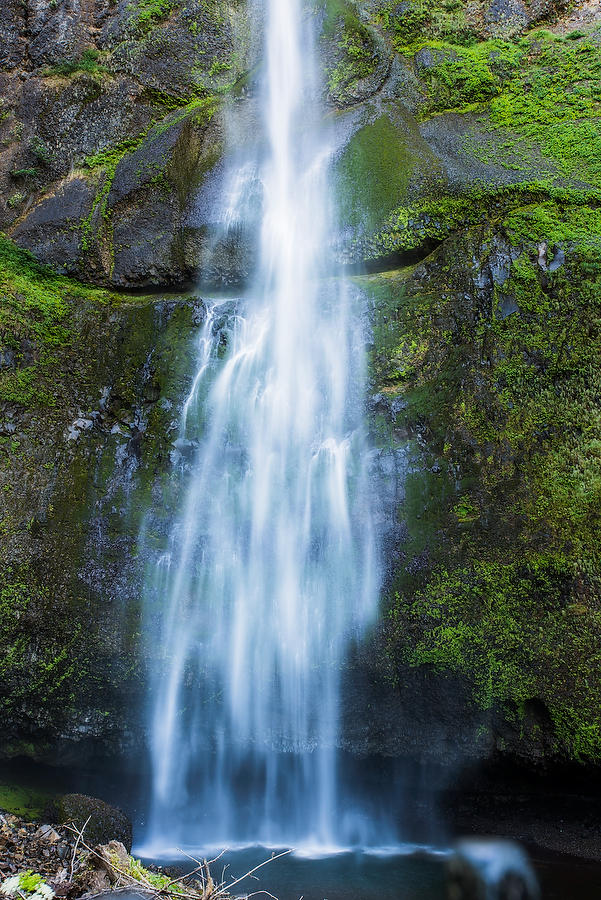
[
  {"xmin": 215, "ymin": 850, "xmax": 292, "ymax": 897},
  {"xmin": 246, "ymin": 892, "xmax": 280, "ymax": 899},
  {"xmin": 64, "ymin": 825, "xmax": 285, "ymax": 900},
  {"xmin": 83, "ymin": 890, "xmax": 156, "ymax": 899},
  {"xmin": 70, "ymin": 817, "xmax": 92, "ymax": 881},
  {"xmin": 65, "ymin": 826, "xmax": 155, "ymax": 893}
]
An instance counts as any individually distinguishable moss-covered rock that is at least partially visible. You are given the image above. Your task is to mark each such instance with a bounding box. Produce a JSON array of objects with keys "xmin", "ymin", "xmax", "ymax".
[
  {"xmin": 2, "ymin": 0, "xmax": 601, "ymax": 778},
  {"xmin": 332, "ymin": 103, "xmax": 446, "ymax": 261},
  {"xmin": 56, "ymin": 794, "xmax": 132, "ymax": 851},
  {"xmin": 0, "ymin": 238, "xmax": 210, "ymax": 759},
  {"xmin": 359, "ymin": 199, "xmax": 601, "ymax": 766},
  {"xmin": 330, "ymin": 22, "xmax": 601, "ymax": 267},
  {"xmin": 316, "ymin": 0, "xmax": 392, "ymax": 106},
  {"xmin": 1, "ymin": 0, "xmax": 250, "ymax": 288}
]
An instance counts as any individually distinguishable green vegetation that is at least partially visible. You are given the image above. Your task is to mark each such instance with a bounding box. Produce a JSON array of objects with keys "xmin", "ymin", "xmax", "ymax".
[
  {"xmin": 391, "ymin": 557, "xmax": 601, "ymax": 760},
  {"xmin": 374, "ymin": 0, "xmax": 478, "ymax": 47},
  {"xmin": 0, "ymin": 569, "xmax": 83, "ymax": 729},
  {"xmin": 11, "ymin": 168, "xmax": 38, "ymax": 179},
  {"xmin": 365, "ymin": 197, "xmax": 601, "ymax": 762},
  {"xmin": 0, "ymin": 237, "xmax": 139, "ymax": 406},
  {"xmin": 1, "ymin": 871, "xmax": 55, "ymax": 900},
  {"xmin": 394, "ymin": 28, "xmax": 601, "ymax": 184},
  {"xmin": 46, "ymin": 49, "xmax": 107, "ymax": 78},
  {"xmin": 319, "ymin": 0, "xmax": 380, "ymax": 100},
  {"xmin": 0, "ymin": 782, "xmax": 54, "ymax": 820},
  {"xmin": 476, "ymin": 31, "xmax": 601, "ymax": 184},
  {"xmin": 0, "ymin": 237, "xmax": 71, "ymax": 406},
  {"xmin": 335, "ymin": 114, "xmax": 419, "ymax": 231},
  {"xmin": 129, "ymin": 0, "xmax": 175, "ymax": 33},
  {"xmin": 409, "ymin": 39, "xmax": 523, "ymax": 113},
  {"xmin": 112, "ymin": 854, "xmax": 187, "ymax": 892},
  {"xmin": 81, "ymin": 96, "xmax": 218, "ymax": 255}
]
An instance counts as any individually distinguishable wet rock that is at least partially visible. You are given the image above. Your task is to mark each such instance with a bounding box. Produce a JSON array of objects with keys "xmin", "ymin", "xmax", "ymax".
[
  {"xmin": 11, "ymin": 178, "xmax": 94, "ymax": 276},
  {"xmin": 96, "ymin": 839, "xmax": 131, "ymax": 878},
  {"xmin": 446, "ymin": 839, "xmax": 540, "ymax": 899},
  {"xmin": 34, "ymin": 824, "xmax": 61, "ymax": 843},
  {"xmin": 56, "ymin": 794, "xmax": 132, "ymax": 853}
]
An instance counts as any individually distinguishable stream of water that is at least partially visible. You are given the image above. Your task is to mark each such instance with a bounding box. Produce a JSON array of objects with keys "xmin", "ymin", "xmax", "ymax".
[{"xmin": 140, "ymin": 0, "xmax": 383, "ymax": 853}]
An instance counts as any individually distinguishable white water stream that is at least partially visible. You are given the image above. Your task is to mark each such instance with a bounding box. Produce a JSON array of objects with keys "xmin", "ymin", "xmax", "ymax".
[{"xmin": 141, "ymin": 0, "xmax": 381, "ymax": 852}]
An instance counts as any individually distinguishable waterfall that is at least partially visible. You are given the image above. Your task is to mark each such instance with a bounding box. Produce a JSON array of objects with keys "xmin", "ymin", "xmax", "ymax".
[{"xmin": 141, "ymin": 0, "xmax": 381, "ymax": 852}]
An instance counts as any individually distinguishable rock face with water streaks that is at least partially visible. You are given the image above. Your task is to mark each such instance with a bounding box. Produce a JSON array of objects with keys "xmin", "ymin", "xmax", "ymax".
[{"xmin": 0, "ymin": 0, "xmax": 601, "ymax": 776}]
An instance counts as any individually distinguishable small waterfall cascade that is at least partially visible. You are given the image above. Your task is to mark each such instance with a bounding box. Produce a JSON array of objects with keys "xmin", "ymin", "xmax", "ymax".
[{"xmin": 141, "ymin": 0, "xmax": 381, "ymax": 852}]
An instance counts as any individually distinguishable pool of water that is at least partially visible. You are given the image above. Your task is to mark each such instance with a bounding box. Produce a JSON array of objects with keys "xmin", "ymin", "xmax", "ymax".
[
  {"xmin": 139, "ymin": 846, "xmax": 448, "ymax": 900},
  {"xmin": 135, "ymin": 844, "xmax": 601, "ymax": 900},
  {"xmin": 2, "ymin": 758, "xmax": 601, "ymax": 898}
]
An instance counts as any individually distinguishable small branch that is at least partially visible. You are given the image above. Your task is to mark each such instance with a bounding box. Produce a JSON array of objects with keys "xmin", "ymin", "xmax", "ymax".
[
  {"xmin": 70, "ymin": 817, "xmax": 92, "ymax": 881},
  {"xmin": 63, "ymin": 826, "xmax": 285, "ymax": 900},
  {"xmin": 215, "ymin": 850, "xmax": 292, "ymax": 897}
]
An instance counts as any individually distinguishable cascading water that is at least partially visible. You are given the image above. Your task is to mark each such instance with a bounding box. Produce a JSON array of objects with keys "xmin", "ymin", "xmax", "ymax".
[{"xmin": 140, "ymin": 0, "xmax": 382, "ymax": 852}]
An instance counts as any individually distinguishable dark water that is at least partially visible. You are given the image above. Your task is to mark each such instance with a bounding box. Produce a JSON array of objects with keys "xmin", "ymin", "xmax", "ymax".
[
  {"xmin": 136, "ymin": 845, "xmax": 601, "ymax": 900},
  {"xmin": 2, "ymin": 758, "xmax": 601, "ymax": 898},
  {"xmin": 139, "ymin": 847, "xmax": 448, "ymax": 900}
]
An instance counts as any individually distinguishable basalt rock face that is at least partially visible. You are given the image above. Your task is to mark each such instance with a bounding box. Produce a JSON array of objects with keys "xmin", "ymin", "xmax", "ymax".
[
  {"xmin": 0, "ymin": 0, "xmax": 249, "ymax": 288},
  {"xmin": 0, "ymin": 241, "xmax": 208, "ymax": 761},
  {"xmin": 1, "ymin": 0, "xmax": 601, "ymax": 774}
]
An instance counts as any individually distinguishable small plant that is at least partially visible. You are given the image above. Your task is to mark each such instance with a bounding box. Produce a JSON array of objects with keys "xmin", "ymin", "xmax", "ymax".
[
  {"xmin": 7, "ymin": 191, "xmax": 26, "ymax": 208},
  {"xmin": 29, "ymin": 138, "xmax": 52, "ymax": 165},
  {"xmin": 11, "ymin": 167, "xmax": 38, "ymax": 178},
  {"xmin": 130, "ymin": 0, "xmax": 174, "ymax": 33},
  {"xmin": 1, "ymin": 872, "xmax": 55, "ymax": 900},
  {"xmin": 208, "ymin": 59, "xmax": 232, "ymax": 77},
  {"xmin": 46, "ymin": 48, "xmax": 106, "ymax": 77}
]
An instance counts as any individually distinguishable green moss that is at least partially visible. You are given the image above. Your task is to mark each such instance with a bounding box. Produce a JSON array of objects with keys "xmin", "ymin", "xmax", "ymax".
[
  {"xmin": 362, "ymin": 201, "xmax": 601, "ymax": 762},
  {"xmin": 413, "ymin": 39, "xmax": 523, "ymax": 113},
  {"xmin": 334, "ymin": 113, "xmax": 420, "ymax": 233},
  {"xmin": 317, "ymin": 0, "xmax": 379, "ymax": 100},
  {"xmin": 0, "ymin": 569, "xmax": 84, "ymax": 725},
  {"xmin": 364, "ymin": 181, "xmax": 601, "ymax": 261},
  {"xmin": 80, "ymin": 96, "xmax": 218, "ymax": 256},
  {"xmin": 390, "ymin": 556, "xmax": 601, "ymax": 761},
  {"xmin": 0, "ymin": 236, "xmax": 139, "ymax": 407},
  {"xmin": 400, "ymin": 29, "xmax": 601, "ymax": 188},
  {"xmin": 373, "ymin": 0, "xmax": 478, "ymax": 47},
  {"xmin": 129, "ymin": 0, "xmax": 175, "ymax": 34},
  {"xmin": 45, "ymin": 49, "xmax": 108, "ymax": 78},
  {"xmin": 472, "ymin": 31, "xmax": 601, "ymax": 184},
  {"xmin": 0, "ymin": 782, "xmax": 52, "ymax": 819},
  {"xmin": 0, "ymin": 237, "xmax": 71, "ymax": 405}
]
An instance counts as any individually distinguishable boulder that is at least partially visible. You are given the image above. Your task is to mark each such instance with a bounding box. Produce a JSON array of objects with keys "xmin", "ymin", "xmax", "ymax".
[
  {"xmin": 446, "ymin": 839, "xmax": 540, "ymax": 899},
  {"xmin": 56, "ymin": 794, "xmax": 132, "ymax": 852}
]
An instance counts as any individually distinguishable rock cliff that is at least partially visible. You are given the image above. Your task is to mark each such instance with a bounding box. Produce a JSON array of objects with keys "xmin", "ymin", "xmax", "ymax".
[{"xmin": 1, "ymin": 0, "xmax": 600, "ymax": 771}]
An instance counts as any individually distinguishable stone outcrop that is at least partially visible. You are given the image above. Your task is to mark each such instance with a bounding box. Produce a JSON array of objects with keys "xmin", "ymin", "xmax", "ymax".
[{"xmin": 0, "ymin": 0, "xmax": 600, "ymax": 775}]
